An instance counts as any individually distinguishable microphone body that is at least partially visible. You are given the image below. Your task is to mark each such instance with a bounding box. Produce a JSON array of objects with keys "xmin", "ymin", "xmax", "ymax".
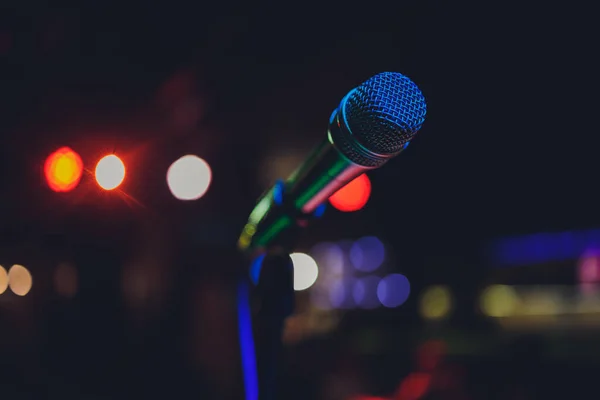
[{"xmin": 238, "ymin": 72, "xmax": 426, "ymax": 254}]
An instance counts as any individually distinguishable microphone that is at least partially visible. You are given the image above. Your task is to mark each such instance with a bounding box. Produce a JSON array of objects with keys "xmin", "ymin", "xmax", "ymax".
[{"xmin": 238, "ymin": 72, "xmax": 427, "ymax": 253}]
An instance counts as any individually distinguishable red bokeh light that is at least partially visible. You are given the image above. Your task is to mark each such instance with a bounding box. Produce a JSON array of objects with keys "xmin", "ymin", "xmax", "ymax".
[
  {"xmin": 329, "ymin": 173, "xmax": 371, "ymax": 212},
  {"xmin": 395, "ymin": 372, "xmax": 431, "ymax": 400},
  {"xmin": 44, "ymin": 147, "xmax": 84, "ymax": 192}
]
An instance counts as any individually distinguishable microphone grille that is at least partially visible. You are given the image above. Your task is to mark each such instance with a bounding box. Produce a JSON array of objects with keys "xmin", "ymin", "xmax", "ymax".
[{"xmin": 345, "ymin": 72, "xmax": 427, "ymax": 155}]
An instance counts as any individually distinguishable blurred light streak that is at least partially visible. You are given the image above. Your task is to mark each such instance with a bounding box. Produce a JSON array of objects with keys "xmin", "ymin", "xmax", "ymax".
[
  {"xmin": 44, "ymin": 146, "xmax": 83, "ymax": 192},
  {"xmin": 329, "ymin": 173, "xmax": 371, "ymax": 212},
  {"xmin": 480, "ymin": 285, "xmax": 600, "ymax": 329},
  {"xmin": 520, "ymin": 288, "xmax": 562, "ymax": 316},
  {"xmin": 377, "ymin": 274, "xmax": 411, "ymax": 307},
  {"xmin": 353, "ymin": 275, "xmax": 381, "ymax": 309},
  {"xmin": 95, "ymin": 154, "xmax": 125, "ymax": 190},
  {"xmin": 166, "ymin": 155, "xmax": 212, "ymax": 200},
  {"xmin": 8, "ymin": 264, "xmax": 32, "ymax": 296},
  {"xmin": 290, "ymin": 253, "xmax": 319, "ymax": 291},
  {"xmin": 419, "ymin": 286, "xmax": 452, "ymax": 320},
  {"xmin": 236, "ymin": 281, "xmax": 258, "ymax": 400},
  {"xmin": 0, "ymin": 265, "xmax": 8, "ymax": 294},
  {"xmin": 489, "ymin": 229, "xmax": 600, "ymax": 267},
  {"xmin": 350, "ymin": 236, "xmax": 385, "ymax": 272}
]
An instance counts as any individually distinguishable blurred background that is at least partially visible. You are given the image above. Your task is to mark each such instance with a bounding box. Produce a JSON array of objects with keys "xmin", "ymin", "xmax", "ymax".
[{"xmin": 0, "ymin": 0, "xmax": 596, "ymax": 399}]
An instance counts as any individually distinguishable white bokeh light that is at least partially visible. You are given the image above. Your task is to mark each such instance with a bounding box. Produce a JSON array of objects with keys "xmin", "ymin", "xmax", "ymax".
[
  {"xmin": 95, "ymin": 155, "xmax": 125, "ymax": 190},
  {"xmin": 167, "ymin": 155, "xmax": 212, "ymax": 200},
  {"xmin": 290, "ymin": 252, "xmax": 319, "ymax": 291}
]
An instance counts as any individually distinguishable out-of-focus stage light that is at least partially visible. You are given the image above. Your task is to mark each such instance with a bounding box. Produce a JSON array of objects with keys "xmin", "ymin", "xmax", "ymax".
[
  {"xmin": 329, "ymin": 173, "xmax": 371, "ymax": 212},
  {"xmin": 8, "ymin": 264, "xmax": 32, "ymax": 296},
  {"xmin": 166, "ymin": 155, "xmax": 212, "ymax": 200},
  {"xmin": 44, "ymin": 147, "xmax": 83, "ymax": 192},
  {"xmin": 378, "ymin": 274, "xmax": 411, "ymax": 308},
  {"xmin": 350, "ymin": 236, "xmax": 385, "ymax": 272},
  {"xmin": 419, "ymin": 285, "xmax": 453, "ymax": 320},
  {"xmin": 480, "ymin": 285, "xmax": 519, "ymax": 317},
  {"xmin": 95, "ymin": 154, "xmax": 125, "ymax": 190},
  {"xmin": 290, "ymin": 252, "xmax": 319, "ymax": 291},
  {"xmin": 0, "ymin": 266, "xmax": 8, "ymax": 294}
]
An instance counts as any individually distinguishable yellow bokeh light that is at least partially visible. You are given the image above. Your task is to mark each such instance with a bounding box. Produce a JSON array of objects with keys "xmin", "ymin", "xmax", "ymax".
[
  {"xmin": 480, "ymin": 285, "xmax": 519, "ymax": 317},
  {"xmin": 95, "ymin": 154, "xmax": 125, "ymax": 190},
  {"xmin": 419, "ymin": 285, "xmax": 453, "ymax": 320},
  {"xmin": 8, "ymin": 264, "xmax": 33, "ymax": 296},
  {"xmin": 0, "ymin": 266, "xmax": 8, "ymax": 294}
]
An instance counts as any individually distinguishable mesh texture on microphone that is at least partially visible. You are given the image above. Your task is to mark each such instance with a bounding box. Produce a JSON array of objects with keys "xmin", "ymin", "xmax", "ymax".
[{"xmin": 344, "ymin": 72, "xmax": 427, "ymax": 155}]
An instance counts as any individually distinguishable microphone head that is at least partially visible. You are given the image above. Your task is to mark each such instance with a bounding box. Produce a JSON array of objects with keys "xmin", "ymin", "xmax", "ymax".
[{"xmin": 343, "ymin": 72, "xmax": 427, "ymax": 156}]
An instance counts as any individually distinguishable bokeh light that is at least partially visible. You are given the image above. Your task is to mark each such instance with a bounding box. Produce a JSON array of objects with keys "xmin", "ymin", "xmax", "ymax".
[
  {"xmin": 8, "ymin": 264, "xmax": 32, "ymax": 296},
  {"xmin": 353, "ymin": 275, "xmax": 381, "ymax": 309},
  {"xmin": 419, "ymin": 285, "xmax": 452, "ymax": 320},
  {"xmin": 310, "ymin": 242, "xmax": 344, "ymax": 277},
  {"xmin": 330, "ymin": 278, "xmax": 357, "ymax": 309},
  {"xmin": 290, "ymin": 252, "xmax": 319, "ymax": 291},
  {"xmin": 166, "ymin": 155, "xmax": 212, "ymax": 200},
  {"xmin": 377, "ymin": 274, "xmax": 411, "ymax": 307},
  {"xmin": 480, "ymin": 284, "xmax": 519, "ymax": 317},
  {"xmin": 0, "ymin": 266, "xmax": 8, "ymax": 294},
  {"xmin": 95, "ymin": 154, "xmax": 125, "ymax": 190},
  {"xmin": 578, "ymin": 250, "xmax": 600, "ymax": 283},
  {"xmin": 44, "ymin": 146, "xmax": 83, "ymax": 192},
  {"xmin": 350, "ymin": 236, "xmax": 385, "ymax": 272},
  {"xmin": 329, "ymin": 173, "xmax": 371, "ymax": 212},
  {"xmin": 54, "ymin": 263, "xmax": 78, "ymax": 298}
]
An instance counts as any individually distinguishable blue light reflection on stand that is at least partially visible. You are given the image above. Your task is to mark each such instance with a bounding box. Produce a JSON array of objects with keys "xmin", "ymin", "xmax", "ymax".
[
  {"xmin": 237, "ymin": 281, "xmax": 259, "ymax": 400},
  {"xmin": 313, "ymin": 203, "xmax": 326, "ymax": 218},
  {"xmin": 273, "ymin": 179, "xmax": 284, "ymax": 206},
  {"xmin": 250, "ymin": 253, "xmax": 266, "ymax": 285}
]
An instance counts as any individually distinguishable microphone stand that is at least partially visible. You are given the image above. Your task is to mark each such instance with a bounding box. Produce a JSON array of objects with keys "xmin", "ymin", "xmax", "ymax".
[
  {"xmin": 253, "ymin": 251, "xmax": 295, "ymax": 400},
  {"xmin": 236, "ymin": 181, "xmax": 325, "ymax": 400}
]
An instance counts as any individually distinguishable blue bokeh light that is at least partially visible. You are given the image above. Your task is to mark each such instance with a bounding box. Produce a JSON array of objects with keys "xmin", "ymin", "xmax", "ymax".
[
  {"xmin": 377, "ymin": 274, "xmax": 410, "ymax": 308},
  {"xmin": 330, "ymin": 278, "xmax": 356, "ymax": 309},
  {"xmin": 349, "ymin": 236, "xmax": 385, "ymax": 272},
  {"xmin": 353, "ymin": 275, "xmax": 381, "ymax": 309}
]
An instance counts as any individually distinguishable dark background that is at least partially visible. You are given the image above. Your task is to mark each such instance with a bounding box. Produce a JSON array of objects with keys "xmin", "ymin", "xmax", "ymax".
[{"xmin": 0, "ymin": 1, "xmax": 597, "ymax": 399}]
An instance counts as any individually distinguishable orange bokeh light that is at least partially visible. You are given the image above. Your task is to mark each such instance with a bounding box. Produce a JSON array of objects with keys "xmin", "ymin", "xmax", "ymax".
[
  {"xmin": 329, "ymin": 173, "xmax": 371, "ymax": 212},
  {"xmin": 44, "ymin": 147, "xmax": 84, "ymax": 192}
]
